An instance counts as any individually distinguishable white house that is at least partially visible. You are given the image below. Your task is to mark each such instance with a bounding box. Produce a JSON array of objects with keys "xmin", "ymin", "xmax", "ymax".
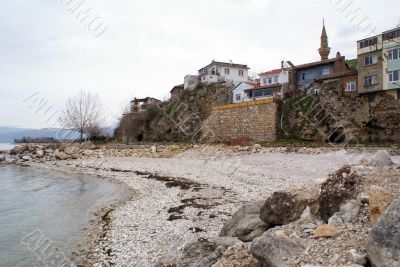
[
  {"xmin": 259, "ymin": 68, "xmax": 289, "ymax": 87},
  {"xmin": 198, "ymin": 60, "xmax": 250, "ymax": 86},
  {"xmin": 231, "ymin": 82, "xmax": 261, "ymax": 103}
]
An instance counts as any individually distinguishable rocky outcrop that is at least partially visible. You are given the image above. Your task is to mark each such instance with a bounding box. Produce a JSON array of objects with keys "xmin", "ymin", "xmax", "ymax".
[
  {"xmin": 260, "ymin": 188, "xmax": 318, "ymax": 227},
  {"xmin": 250, "ymin": 234, "xmax": 308, "ymax": 267},
  {"xmin": 317, "ymin": 165, "xmax": 363, "ymax": 222},
  {"xmin": 0, "ymin": 153, "xmax": 5, "ymax": 162},
  {"xmin": 219, "ymin": 202, "xmax": 268, "ymax": 242},
  {"xmin": 367, "ymin": 198, "xmax": 400, "ymax": 267}
]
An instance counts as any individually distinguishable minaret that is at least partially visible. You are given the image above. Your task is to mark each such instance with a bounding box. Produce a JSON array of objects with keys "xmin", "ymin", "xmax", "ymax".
[{"xmin": 318, "ymin": 19, "xmax": 331, "ymax": 60}]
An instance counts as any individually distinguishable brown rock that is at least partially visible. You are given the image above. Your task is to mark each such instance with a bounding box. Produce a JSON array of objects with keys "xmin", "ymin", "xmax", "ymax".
[
  {"xmin": 317, "ymin": 165, "xmax": 363, "ymax": 222},
  {"xmin": 314, "ymin": 224, "xmax": 340, "ymax": 238},
  {"xmin": 260, "ymin": 187, "xmax": 318, "ymax": 227},
  {"xmin": 369, "ymin": 186, "xmax": 393, "ymax": 225},
  {"xmin": 54, "ymin": 151, "xmax": 68, "ymax": 160}
]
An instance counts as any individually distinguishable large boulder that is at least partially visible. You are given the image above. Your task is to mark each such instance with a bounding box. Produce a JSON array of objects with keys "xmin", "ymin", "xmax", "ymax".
[
  {"xmin": 317, "ymin": 165, "xmax": 363, "ymax": 222},
  {"xmin": 360, "ymin": 150, "xmax": 393, "ymax": 167},
  {"xmin": 369, "ymin": 186, "xmax": 394, "ymax": 225},
  {"xmin": 366, "ymin": 198, "xmax": 400, "ymax": 267},
  {"xmin": 260, "ymin": 188, "xmax": 318, "ymax": 227},
  {"xmin": 250, "ymin": 235, "xmax": 308, "ymax": 267},
  {"xmin": 220, "ymin": 201, "xmax": 268, "ymax": 242}
]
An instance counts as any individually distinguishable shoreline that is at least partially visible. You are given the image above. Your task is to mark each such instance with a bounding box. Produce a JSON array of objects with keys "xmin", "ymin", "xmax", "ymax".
[
  {"xmin": 2, "ymin": 144, "xmax": 400, "ymax": 266},
  {"xmin": 1, "ymin": 161, "xmax": 136, "ymax": 266}
]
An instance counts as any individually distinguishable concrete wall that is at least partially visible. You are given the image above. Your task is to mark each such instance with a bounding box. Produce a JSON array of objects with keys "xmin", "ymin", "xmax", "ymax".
[{"xmin": 203, "ymin": 99, "xmax": 278, "ymax": 142}]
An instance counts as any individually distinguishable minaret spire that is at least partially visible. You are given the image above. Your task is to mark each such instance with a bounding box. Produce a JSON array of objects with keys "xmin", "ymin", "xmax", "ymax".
[{"xmin": 318, "ymin": 19, "xmax": 331, "ymax": 60}]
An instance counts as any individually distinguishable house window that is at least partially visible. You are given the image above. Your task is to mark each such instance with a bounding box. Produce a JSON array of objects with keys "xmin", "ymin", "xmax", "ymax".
[
  {"xmin": 235, "ymin": 94, "xmax": 241, "ymax": 101},
  {"xmin": 359, "ymin": 37, "xmax": 378, "ymax": 49},
  {"xmin": 345, "ymin": 81, "xmax": 357, "ymax": 92},
  {"xmin": 389, "ymin": 70, "xmax": 399, "ymax": 82},
  {"xmin": 225, "ymin": 68, "xmax": 230, "ymax": 75},
  {"xmin": 263, "ymin": 78, "xmax": 268, "ymax": 85},
  {"xmin": 268, "ymin": 77, "xmax": 272, "ymax": 84},
  {"xmin": 273, "ymin": 76, "xmax": 279, "ymax": 83},
  {"xmin": 364, "ymin": 75, "xmax": 378, "ymax": 86},
  {"xmin": 322, "ymin": 67, "xmax": 330, "ymax": 76},
  {"xmin": 238, "ymin": 70, "xmax": 244, "ymax": 76},
  {"xmin": 364, "ymin": 55, "xmax": 378, "ymax": 66},
  {"xmin": 389, "ymin": 49, "xmax": 400, "ymax": 61}
]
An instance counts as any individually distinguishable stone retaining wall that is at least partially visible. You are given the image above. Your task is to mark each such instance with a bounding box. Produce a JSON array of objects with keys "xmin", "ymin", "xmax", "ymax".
[{"xmin": 203, "ymin": 99, "xmax": 278, "ymax": 142}]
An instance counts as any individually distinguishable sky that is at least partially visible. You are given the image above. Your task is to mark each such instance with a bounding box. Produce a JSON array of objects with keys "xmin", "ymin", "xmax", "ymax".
[{"xmin": 0, "ymin": 0, "xmax": 398, "ymax": 129}]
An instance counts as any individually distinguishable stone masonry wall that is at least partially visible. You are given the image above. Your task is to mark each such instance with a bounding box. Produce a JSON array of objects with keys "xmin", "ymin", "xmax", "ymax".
[{"xmin": 203, "ymin": 100, "xmax": 278, "ymax": 142}]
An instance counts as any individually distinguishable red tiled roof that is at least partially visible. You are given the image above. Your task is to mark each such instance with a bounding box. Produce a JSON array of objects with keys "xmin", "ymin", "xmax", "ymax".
[
  {"xmin": 243, "ymin": 82, "xmax": 261, "ymax": 88},
  {"xmin": 259, "ymin": 68, "xmax": 285, "ymax": 76}
]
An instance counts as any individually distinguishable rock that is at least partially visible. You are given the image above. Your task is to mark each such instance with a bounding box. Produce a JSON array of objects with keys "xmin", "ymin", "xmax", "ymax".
[
  {"xmin": 369, "ymin": 186, "xmax": 393, "ymax": 225},
  {"xmin": 82, "ymin": 150, "xmax": 94, "ymax": 157},
  {"xmin": 367, "ymin": 198, "xmax": 400, "ymax": 267},
  {"xmin": 22, "ymin": 155, "xmax": 32, "ymax": 161},
  {"xmin": 328, "ymin": 213, "xmax": 344, "ymax": 226},
  {"xmin": 299, "ymin": 206, "xmax": 314, "ymax": 223},
  {"xmin": 360, "ymin": 150, "xmax": 393, "ymax": 166},
  {"xmin": 175, "ymin": 238, "xmax": 219, "ymax": 267},
  {"xmin": 317, "ymin": 165, "xmax": 363, "ymax": 222},
  {"xmin": 10, "ymin": 145, "xmax": 28, "ymax": 155},
  {"xmin": 337, "ymin": 199, "xmax": 360, "ymax": 223},
  {"xmin": 213, "ymin": 237, "xmax": 242, "ymax": 249},
  {"xmin": 349, "ymin": 249, "xmax": 367, "ymax": 265},
  {"xmin": 212, "ymin": 243, "xmax": 259, "ymax": 267},
  {"xmin": 260, "ymin": 188, "xmax": 318, "ymax": 227},
  {"xmin": 313, "ymin": 224, "xmax": 340, "ymax": 238},
  {"xmin": 219, "ymin": 201, "xmax": 268, "ymax": 242},
  {"xmin": 156, "ymin": 145, "xmax": 166, "ymax": 153},
  {"xmin": 151, "ymin": 146, "xmax": 157, "ymax": 154},
  {"xmin": 0, "ymin": 154, "xmax": 5, "ymax": 162},
  {"xmin": 54, "ymin": 151, "xmax": 68, "ymax": 160},
  {"xmin": 252, "ymin": 144, "xmax": 262, "ymax": 153},
  {"xmin": 250, "ymin": 235, "xmax": 307, "ymax": 267},
  {"xmin": 358, "ymin": 192, "xmax": 370, "ymax": 204},
  {"xmin": 36, "ymin": 150, "xmax": 45, "ymax": 158}
]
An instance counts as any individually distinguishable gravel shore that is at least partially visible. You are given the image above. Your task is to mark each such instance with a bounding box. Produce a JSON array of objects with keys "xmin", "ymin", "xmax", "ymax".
[{"xmin": 14, "ymin": 146, "xmax": 400, "ymax": 266}]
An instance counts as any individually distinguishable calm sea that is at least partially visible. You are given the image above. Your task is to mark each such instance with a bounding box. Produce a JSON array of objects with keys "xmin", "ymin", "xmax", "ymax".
[
  {"xmin": 0, "ymin": 143, "xmax": 15, "ymax": 151},
  {"xmin": 0, "ymin": 165, "xmax": 127, "ymax": 266}
]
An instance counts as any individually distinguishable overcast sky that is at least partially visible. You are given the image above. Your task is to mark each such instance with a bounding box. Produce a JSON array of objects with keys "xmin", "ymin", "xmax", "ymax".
[{"xmin": 0, "ymin": 0, "xmax": 398, "ymax": 129}]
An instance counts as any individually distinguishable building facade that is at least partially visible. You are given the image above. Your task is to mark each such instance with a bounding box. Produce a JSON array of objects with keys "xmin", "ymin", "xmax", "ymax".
[
  {"xmin": 231, "ymin": 82, "xmax": 260, "ymax": 103},
  {"xmin": 170, "ymin": 84, "xmax": 184, "ymax": 101},
  {"xmin": 357, "ymin": 35, "xmax": 383, "ymax": 94},
  {"xmin": 382, "ymin": 27, "xmax": 400, "ymax": 99},
  {"xmin": 130, "ymin": 97, "xmax": 161, "ymax": 113},
  {"xmin": 198, "ymin": 60, "xmax": 250, "ymax": 85}
]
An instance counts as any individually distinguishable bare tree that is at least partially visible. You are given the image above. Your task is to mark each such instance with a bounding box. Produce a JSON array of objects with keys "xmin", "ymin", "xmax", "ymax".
[{"xmin": 59, "ymin": 90, "xmax": 104, "ymax": 142}]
